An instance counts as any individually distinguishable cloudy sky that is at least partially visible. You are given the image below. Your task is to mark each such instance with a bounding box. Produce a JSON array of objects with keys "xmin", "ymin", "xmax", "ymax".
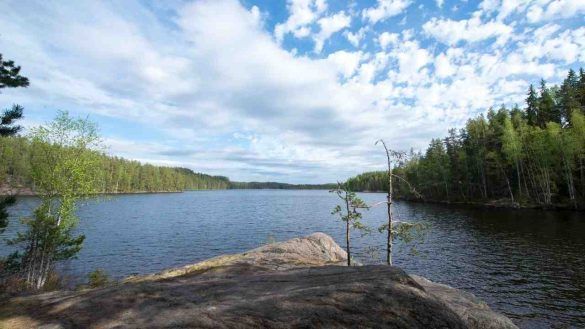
[{"xmin": 0, "ymin": 0, "xmax": 584, "ymax": 183}]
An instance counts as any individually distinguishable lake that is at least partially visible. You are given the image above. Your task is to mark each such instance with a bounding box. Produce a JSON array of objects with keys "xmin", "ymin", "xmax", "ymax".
[{"xmin": 1, "ymin": 190, "xmax": 584, "ymax": 328}]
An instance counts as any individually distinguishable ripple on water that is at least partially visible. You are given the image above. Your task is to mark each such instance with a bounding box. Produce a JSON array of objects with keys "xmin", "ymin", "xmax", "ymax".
[{"xmin": 1, "ymin": 190, "xmax": 584, "ymax": 328}]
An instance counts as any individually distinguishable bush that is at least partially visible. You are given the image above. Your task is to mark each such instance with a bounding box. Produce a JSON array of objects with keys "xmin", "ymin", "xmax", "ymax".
[{"xmin": 88, "ymin": 269, "xmax": 109, "ymax": 288}]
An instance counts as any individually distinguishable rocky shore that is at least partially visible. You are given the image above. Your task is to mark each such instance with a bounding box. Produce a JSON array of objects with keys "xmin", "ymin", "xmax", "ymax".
[{"xmin": 0, "ymin": 233, "xmax": 517, "ymax": 328}]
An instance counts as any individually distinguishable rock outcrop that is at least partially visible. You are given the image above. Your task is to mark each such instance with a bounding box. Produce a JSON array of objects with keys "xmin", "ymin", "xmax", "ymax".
[{"xmin": 0, "ymin": 233, "xmax": 517, "ymax": 329}]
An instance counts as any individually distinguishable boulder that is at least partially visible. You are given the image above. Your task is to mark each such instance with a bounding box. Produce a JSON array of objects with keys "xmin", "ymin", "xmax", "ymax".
[{"xmin": 0, "ymin": 233, "xmax": 517, "ymax": 329}]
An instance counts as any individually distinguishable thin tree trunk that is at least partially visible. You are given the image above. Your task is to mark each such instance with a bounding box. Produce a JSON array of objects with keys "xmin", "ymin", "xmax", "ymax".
[
  {"xmin": 563, "ymin": 159, "xmax": 576, "ymax": 209},
  {"xmin": 346, "ymin": 220, "xmax": 350, "ymax": 266},
  {"xmin": 520, "ymin": 160, "xmax": 530, "ymax": 200},
  {"xmin": 386, "ymin": 192, "xmax": 392, "ymax": 266},
  {"xmin": 506, "ymin": 175, "xmax": 514, "ymax": 203},
  {"xmin": 515, "ymin": 160, "xmax": 522, "ymax": 199},
  {"xmin": 345, "ymin": 197, "xmax": 351, "ymax": 266},
  {"xmin": 579, "ymin": 156, "xmax": 585, "ymax": 197},
  {"xmin": 377, "ymin": 140, "xmax": 393, "ymax": 266}
]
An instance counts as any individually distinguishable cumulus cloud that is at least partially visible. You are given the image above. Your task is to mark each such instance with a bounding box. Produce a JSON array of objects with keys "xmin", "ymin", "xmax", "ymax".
[
  {"xmin": 519, "ymin": 25, "xmax": 585, "ymax": 63},
  {"xmin": 344, "ymin": 27, "xmax": 367, "ymax": 48},
  {"xmin": 313, "ymin": 11, "xmax": 351, "ymax": 53},
  {"xmin": 326, "ymin": 51, "xmax": 364, "ymax": 78},
  {"xmin": 274, "ymin": 0, "xmax": 327, "ymax": 43},
  {"xmin": 362, "ymin": 0, "xmax": 411, "ymax": 24},
  {"xmin": 526, "ymin": 0, "xmax": 585, "ymax": 23},
  {"xmin": 0, "ymin": 0, "xmax": 583, "ymax": 183},
  {"xmin": 423, "ymin": 14, "xmax": 513, "ymax": 45},
  {"xmin": 378, "ymin": 32, "xmax": 399, "ymax": 49}
]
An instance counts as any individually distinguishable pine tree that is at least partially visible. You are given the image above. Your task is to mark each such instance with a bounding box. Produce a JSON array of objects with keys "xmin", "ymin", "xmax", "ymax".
[
  {"xmin": 538, "ymin": 79, "xmax": 560, "ymax": 127},
  {"xmin": 559, "ymin": 69, "xmax": 580, "ymax": 125},
  {"xmin": 0, "ymin": 54, "xmax": 29, "ymax": 234},
  {"xmin": 578, "ymin": 68, "xmax": 585, "ymax": 110},
  {"xmin": 526, "ymin": 84, "xmax": 538, "ymax": 126}
]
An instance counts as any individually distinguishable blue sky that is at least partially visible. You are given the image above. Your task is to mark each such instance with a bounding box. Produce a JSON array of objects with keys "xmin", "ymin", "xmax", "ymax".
[{"xmin": 0, "ymin": 0, "xmax": 584, "ymax": 183}]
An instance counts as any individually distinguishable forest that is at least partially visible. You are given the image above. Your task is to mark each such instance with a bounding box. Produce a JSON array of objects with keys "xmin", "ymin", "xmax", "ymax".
[
  {"xmin": 0, "ymin": 136, "xmax": 230, "ymax": 193},
  {"xmin": 346, "ymin": 68, "xmax": 585, "ymax": 209}
]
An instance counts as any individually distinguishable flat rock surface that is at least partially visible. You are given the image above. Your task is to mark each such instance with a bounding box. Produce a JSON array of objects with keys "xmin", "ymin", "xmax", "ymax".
[{"xmin": 0, "ymin": 233, "xmax": 517, "ymax": 329}]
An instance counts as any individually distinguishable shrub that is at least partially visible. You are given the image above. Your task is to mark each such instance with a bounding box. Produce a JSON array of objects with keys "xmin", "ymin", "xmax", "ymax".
[{"xmin": 88, "ymin": 269, "xmax": 109, "ymax": 288}]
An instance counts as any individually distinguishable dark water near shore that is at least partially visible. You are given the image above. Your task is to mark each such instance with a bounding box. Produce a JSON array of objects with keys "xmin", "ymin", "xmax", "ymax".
[{"xmin": 2, "ymin": 190, "xmax": 584, "ymax": 328}]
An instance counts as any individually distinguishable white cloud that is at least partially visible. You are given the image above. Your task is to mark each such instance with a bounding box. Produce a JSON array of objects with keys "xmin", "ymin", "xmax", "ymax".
[
  {"xmin": 520, "ymin": 25, "xmax": 585, "ymax": 63},
  {"xmin": 387, "ymin": 39, "xmax": 431, "ymax": 83},
  {"xmin": 313, "ymin": 11, "xmax": 351, "ymax": 53},
  {"xmin": 362, "ymin": 0, "xmax": 411, "ymax": 24},
  {"xmin": 527, "ymin": 0, "xmax": 585, "ymax": 23},
  {"xmin": 378, "ymin": 32, "xmax": 399, "ymax": 49},
  {"xmin": 434, "ymin": 53, "xmax": 455, "ymax": 78},
  {"xmin": 1, "ymin": 0, "xmax": 583, "ymax": 183},
  {"xmin": 344, "ymin": 27, "xmax": 367, "ymax": 48},
  {"xmin": 274, "ymin": 0, "xmax": 328, "ymax": 43},
  {"xmin": 423, "ymin": 14, "xmax": 513, "ymax": 45},
  {"xmin": 478, "ymin": 0, "xmax": 532, "ymax": 20},
  {"xmin": 326, "ymin": 50, "xmax": 364, "ymax": 78}
]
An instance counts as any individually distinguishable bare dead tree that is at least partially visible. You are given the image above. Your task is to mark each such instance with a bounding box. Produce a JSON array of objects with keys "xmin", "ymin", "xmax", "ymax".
[{"xmin": 375, "ymin": 140, "xmax": 423, "ymax": 265}]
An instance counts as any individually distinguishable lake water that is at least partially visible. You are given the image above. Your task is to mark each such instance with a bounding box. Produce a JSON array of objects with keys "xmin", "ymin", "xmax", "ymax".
[{"xmin": 1, "ymin": 190, "xmax": 584, "ymax": 328}]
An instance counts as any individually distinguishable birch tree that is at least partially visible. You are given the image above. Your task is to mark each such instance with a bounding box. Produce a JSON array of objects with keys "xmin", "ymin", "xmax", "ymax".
[{"xmin": 9, "ymin": 112, "xmax": 102, "ymax": 290}]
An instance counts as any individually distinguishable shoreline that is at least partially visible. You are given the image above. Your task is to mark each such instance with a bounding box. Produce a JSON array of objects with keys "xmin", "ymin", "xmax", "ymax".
[
  {"xmin": 343, "ymin": 190, "xmax": 584, "ymax": 212},
  {"xmin": 396, "ymin": 196, "xmax": 584, "ymax": 212},
  {"xmin": 0, "ymin": 189, "xmax": 187, "ymax": 197},
  {"xmin": 4, "ymin": 187, "xmax": 583, "ymax": 212}
]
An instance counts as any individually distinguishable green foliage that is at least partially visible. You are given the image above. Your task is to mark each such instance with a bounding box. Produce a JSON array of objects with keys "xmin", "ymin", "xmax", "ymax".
[
  {"xmin": 87, "ymin": 269, "xmax": 110, "ymax": 288},
  {"xmin": 330, "ymin": 185, "xmax": 369, "ymax": 231},
  {"xmin": 0, "ymin": 54, "xmax": 29, "ymax": 90},
  {"xmin": 347, "ymin": 68, "xmax": 585, "ymax": 209},
  {"xmin": 29, "ymin": 112, "xmax": 103, "ymax": 226},
  {"xmin": 0, "ymin": 196, "xmax": 16, "ymax": 234},
  {"xmin": 8, "ymin": 203, "xmax": 86, "ymax": 262},
  {"xmin": 389, "ymin": 222, "xmax": 429, "ymax": 256},
  {"xmin": 0, "ymin": 137, "xmax": 231, "ymax": 194},
  {"xmin": 346, "ymin": 171, "xmax": 387, "ymax": 192},
  {"xmin": 7, "ymin": 113, "xmax": 99, "ymax": 289},
  {"xmin": 0, "ymin": 104, "xmax": 24, "ymax": 137},
  {"xmin": 0, "ymin": 54, "xmax": 28, "ymax": 248},
  {"xmin": 330, "ymin": 183, "xmax": 370, "ymax": 266}
]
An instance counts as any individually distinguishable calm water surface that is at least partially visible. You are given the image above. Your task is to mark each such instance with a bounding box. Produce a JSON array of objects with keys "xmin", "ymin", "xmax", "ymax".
[{"xmin": 1, "ymin": 190, "xmax": 584, "ymax": 328}]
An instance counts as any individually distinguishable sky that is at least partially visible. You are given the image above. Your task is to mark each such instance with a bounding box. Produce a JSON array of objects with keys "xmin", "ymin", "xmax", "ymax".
[{"xmin": 0, "ymin": 0, "xmax": 584, "ymax": 183}]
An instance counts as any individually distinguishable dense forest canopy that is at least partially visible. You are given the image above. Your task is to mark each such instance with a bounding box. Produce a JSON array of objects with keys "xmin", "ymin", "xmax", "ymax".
[
  {"xmin": 0, "ymin": 136, "xmax": 333, "ymax": 193},
  {"xmin": 347, "ymin": 68, "xmax": 585, "ymax": 209},
  {"xmin": 0, "ymin": 136, "xmax": 230, "ymax": 193}
]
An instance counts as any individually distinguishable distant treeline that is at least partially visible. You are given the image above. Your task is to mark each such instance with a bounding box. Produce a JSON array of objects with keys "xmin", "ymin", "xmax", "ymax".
[
  {"xmin": 347, "ymin": 68, "xmax": 585, "ymax": 209},
  {"xmin": 0, "ymin": 136, "xmax": 337, "ymax": 194},
  {"xmin": 0, "ymin": 136, "xmax": 230, "ymax": 193},
  {"xmin": 229, "ymin": 181, "xmax": 336, "ymax": 190}
]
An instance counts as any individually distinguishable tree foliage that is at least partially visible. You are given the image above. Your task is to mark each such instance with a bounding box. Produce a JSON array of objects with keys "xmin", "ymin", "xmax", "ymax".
[
  {"xmin": 0, "ymin": 54, "xmax": 29, "ymax": 90},
  {"xmin": 0, "ymin": 54, "xmax": 28, "ymax": 236},
  {"xmin": 7, "ymin": 113, "xmax": 104, "ymax": 289},
  {"xmin": 0, "ymin": 136, "xmax": 231, "ymax": 194},
  {"xmin": 347, "ymin": 68, "xmax": 585, "ymax": 209},
  {"xmin": 330, "ymin": 183, "xmax": 369, "ymax": 266}
]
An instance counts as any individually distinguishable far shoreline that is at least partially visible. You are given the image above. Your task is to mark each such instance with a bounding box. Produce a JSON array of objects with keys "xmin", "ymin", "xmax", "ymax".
[{"xmin": 4, "ymin": 188, "xmax": 583, "ymax": 212}]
